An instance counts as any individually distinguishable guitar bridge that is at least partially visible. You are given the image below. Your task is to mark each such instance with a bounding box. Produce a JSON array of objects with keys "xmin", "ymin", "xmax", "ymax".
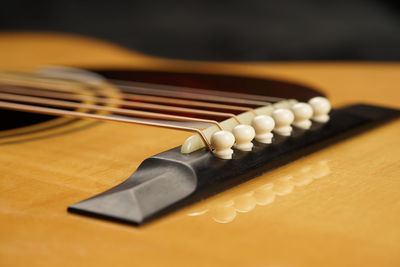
[{"xmin": 68, "ymin": 104, "xmax": 400, "ymax": 225}]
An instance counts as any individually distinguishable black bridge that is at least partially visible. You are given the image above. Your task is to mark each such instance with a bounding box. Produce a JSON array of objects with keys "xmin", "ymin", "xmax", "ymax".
[{"xmin": 68, "ymin": 104, "xmax": 399, "ymax": 225}]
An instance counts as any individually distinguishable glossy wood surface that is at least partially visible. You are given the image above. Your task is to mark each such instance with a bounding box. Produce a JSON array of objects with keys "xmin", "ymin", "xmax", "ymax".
[{"xmin": 0, "ymin": 32, "xmax": 399, "ymax": 267}]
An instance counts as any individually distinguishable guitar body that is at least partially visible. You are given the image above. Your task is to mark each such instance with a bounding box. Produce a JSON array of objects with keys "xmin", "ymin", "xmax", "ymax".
[{"xmin": 0, "ymin": 32, "xmax": 399, "ymax": 266}]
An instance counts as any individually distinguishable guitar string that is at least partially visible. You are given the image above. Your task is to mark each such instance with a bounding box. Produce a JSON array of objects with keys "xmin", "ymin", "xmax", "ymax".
[
  {"xmin": 0, "ymin": 100, "xmax": 214, "ymax": 151},
  {"xmin": 0, "ymin": 92, "xmax": 225, "ymax": 130},
  {"xmin": 112, "ymin": 82, "xmax": 279, "ymax": 105},
  {"xmin": 0, "ymin": 84, "xmax": 263, "ymax": 151},
  {"xmin": 109, "ymin": 79, "xmax": 285, "ymax": 102},
  {"xmin": 5, "ymin": 72, "xmax": 286, "ymax": 102},
  {"xmin": 10, "ymin": 70, "xmax": 284, "ymax": 102},
  {"xmin": 0, "ymin": 85, "xmax": 244, "ymax": 124},
  {"xmin": 0, "ymin": 74, "xmax": 276, "ymax": 106},
  {"xmin": 0, "ymin": 76, "xmax": 276, "ymax": 123},
  {"xmin": 0, "ymin": 76, "xmax": 254, "ymax": 112},
  {"xmin": 0, "ymin": 74, "xmax": 290, "ymax": 151}
]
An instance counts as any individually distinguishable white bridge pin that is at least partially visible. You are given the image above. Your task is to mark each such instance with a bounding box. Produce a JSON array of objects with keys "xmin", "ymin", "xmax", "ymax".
[
  {"xmin": 272, "ymin": 108, "xmax": 294, "ymax": 136},
  {"xmin": 211, "ymin": 130, "xmax": 235, "ymax": 159},
  {"xmin": 291, "ymin": 102, "xmax": 313, "ymax": 129},
  {"xmin": 232, "ymin": 124, "xmax": 256, "ymax": 151},
  {"xmin": 308, "ymin": 96, "xmax": 331, "ymax": 123},
  {"xmin": 251, "ymin": 115, "xmax": 275, "ymax": 144}
]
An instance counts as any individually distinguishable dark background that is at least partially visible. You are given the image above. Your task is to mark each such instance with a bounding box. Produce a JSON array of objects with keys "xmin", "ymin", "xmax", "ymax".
[{"xmin": 1, "ymin": 0, "xmax": 399, "ymax": 61}]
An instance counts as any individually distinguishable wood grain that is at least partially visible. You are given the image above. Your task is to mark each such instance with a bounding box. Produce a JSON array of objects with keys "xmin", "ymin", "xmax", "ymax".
[{"xmin": 0, "ymin": 32, "xmax": 399, "ymax": 267}]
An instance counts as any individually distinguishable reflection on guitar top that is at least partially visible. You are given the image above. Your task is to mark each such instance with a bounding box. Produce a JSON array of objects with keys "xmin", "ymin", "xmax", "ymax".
[{"xmin": 187, "ymin": 160, "xmax": 330, "ymax": 223}]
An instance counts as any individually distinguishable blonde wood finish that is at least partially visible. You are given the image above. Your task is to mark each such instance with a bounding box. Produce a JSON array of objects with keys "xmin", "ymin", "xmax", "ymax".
[{"xmin": 0, "ymin": 32, "xmax": 399, "ymax": 267}]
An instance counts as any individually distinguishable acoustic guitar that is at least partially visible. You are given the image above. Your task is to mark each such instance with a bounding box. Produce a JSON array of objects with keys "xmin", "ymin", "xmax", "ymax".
[{"xmin": 0, "ymin": 32, "xmax": 399, "ymax": 267}]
